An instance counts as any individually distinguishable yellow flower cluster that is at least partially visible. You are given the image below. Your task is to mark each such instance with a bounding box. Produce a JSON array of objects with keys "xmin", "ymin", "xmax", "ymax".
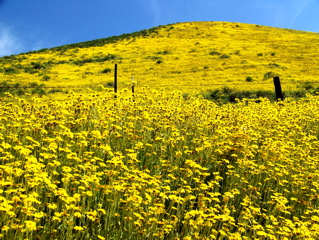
[{"xmin": 1, "ymin": 89, "xmax": 319, "ymax": 239}]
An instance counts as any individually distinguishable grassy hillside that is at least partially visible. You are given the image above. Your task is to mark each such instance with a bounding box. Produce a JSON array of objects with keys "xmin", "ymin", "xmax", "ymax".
[
  {"xmin": 3, "ymin": 22, "xmax": 319, "ymax": 239},
  {"xmin": 1, "ymin": 21, "xmax": 319, "ymax": 97}
]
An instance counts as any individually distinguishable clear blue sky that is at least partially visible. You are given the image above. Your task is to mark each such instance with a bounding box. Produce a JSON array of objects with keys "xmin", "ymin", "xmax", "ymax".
[{"xmin": 1, "ymin": 0, "xmax": 319, "ymax": 57}]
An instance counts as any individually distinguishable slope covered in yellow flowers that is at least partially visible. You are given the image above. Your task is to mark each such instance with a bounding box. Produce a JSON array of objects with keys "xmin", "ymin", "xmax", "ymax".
[{"xmin": 1, "ymin": 21, "xmax": 319, "ymax": 94}]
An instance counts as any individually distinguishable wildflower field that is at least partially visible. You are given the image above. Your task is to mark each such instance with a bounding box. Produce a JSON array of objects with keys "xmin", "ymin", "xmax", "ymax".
[
  {"xmin": 2, "ymin": 20, "xmax": 319, "ymax": 239},
  {"xmin": 1, "ymin": 89, "xmax": 319, "ymax": 239}
]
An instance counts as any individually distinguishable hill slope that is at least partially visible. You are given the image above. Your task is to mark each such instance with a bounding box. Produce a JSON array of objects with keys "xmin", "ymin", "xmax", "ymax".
[{"xmin": 1, "ymin": 21, "xmax": 319, "ymax": 95}]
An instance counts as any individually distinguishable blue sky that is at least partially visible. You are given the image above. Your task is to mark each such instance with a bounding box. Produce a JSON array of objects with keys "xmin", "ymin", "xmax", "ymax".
[{"xmin": 0, "ymin": 0, "xmax": 319, "ymax": 57}]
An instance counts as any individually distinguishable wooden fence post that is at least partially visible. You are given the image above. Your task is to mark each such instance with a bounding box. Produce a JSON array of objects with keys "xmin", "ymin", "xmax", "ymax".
[
  {"xmin": 131, "ymin": 76, "xmax": 135, "ymax": 94},
  {"xmin": 114, "ymin": 64, "xmax": 118, "ymax": 98},
  {"xmin": 273, "ymin": 76, "xmax": 283, "ymax": 101},
  {"xmin": 131, "ymin": 76, "xmax": 135, "ymax": 102}
]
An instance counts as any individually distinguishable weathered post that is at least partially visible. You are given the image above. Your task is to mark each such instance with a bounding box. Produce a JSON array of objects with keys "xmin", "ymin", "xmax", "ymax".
[
  {"xmin": 114, "ymin": 64, "xmax": 118, "ymax": 98},
  {"xmin": 131, "ymin": 76, "xmax": 135, "ymax": 102},
  {"xmin": 273, "ymin": 76, "xmax": 283, "ymax": 101},
  {"xmin": 131, "ymin": 76, "xmax": 135, "ymax": 94}
]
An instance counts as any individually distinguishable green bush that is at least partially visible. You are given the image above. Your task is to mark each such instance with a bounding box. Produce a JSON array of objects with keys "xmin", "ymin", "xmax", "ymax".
[
  {"xmin": 220, "ymin": 54, "xmax": 230, "ymax": 59},
  {"xmin": 24, "ymin": 67, "xmax": 37, "ymax": 74},
  {"xmin": 31, "ymin": 84, "xmax": 46, "ymax": 96},
  {"xmin": 145, "ymin": 56, "xmax": 162, "ymax": 61},
  {"xmin": 221, "ymin": 86, "xmax": 233, "ymax": 95},
  {"xmin": 105, "ymin": 81, "xmax": 114, "ymax": 87},
  {"xmin": 255, "ymin": 90, "xmax": 275, "ymax": 99},
  {"xmin": 300, "ymin": 82, "xmax": 314, "ymax": 91},
  {"xmin": 15, "ymin": 88, "xmax": 26, "ymax": 96},
  {"xmin": 288, "ymin": 90, "xmax": 306, "ymax": 98},
  {"xmin": 31, "ymin": 62, "xmax": 46, "ymax": 69},
  {"xmin": 101, "ymin": 68, "xmax": 112, "ymax": 74},
  {"xmin": 96, "ymin": 54, "xmax": 118, "ymax": 62},
  {"xmin": 4, "ymin": 67, "xmax": 17, "ymax": 74},
  {"xmin": 42, "ymin": 75, "xmax": 51, "ymax": 81},
  {"xmin": 29, "ymin": 82, "xmax": 39, "ymax": 88},
  {"xmin": 74, "ymin": 54, "xmax": 120, "ymax": 66},
  {"xmin": 48, "ymin": 89, "xmax": 64, "ymax": 94},
  {"xmin": 209, "ymin": 51, "xmax": 221, "ymax": 56},
  {"xmin": 246, "ymin": 76, "xmax": 253, "ymax": 82},
  {"xmin": 201, "ymin": 87, "xmax": 277, "ymax": 103}
]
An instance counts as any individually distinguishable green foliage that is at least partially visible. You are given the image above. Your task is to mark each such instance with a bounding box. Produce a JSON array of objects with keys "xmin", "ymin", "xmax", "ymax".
[
  {"xmin": 29, "ymin": 82, "xmax": 39, "ymax": 88},
  {"xmin": 48, "ymin": 88, "xmax": 64, "ymax": 94},
  {"xmin": 24, "ymin": 67, "xmax": 37, "ymax": 74},
  {"xmin": 31, "ymin": 62, "xmax": 46, "ymax": 69},
  {"xmin": 220, "ymin": 54, "xmax": 230, "ymax": 59},
  {"xmin": 0, "ymin": 81, "xmax": 24, "ymax": 96},
  {"xmin": 31, "ymin": 83, "xmax": 46, "ymax": 96},
  {"xmin": 0, "ymin": 81, "xmax": 53, "ymax": 97},
  {"xmin": 209, "ymin": 50, "xmax": 221, "ymax": 56},
  {"xmin": 42, "ymin": 75, "xmax": 51, "ymax": 81},
  {"xmin": 0, "ymin": 55, "xmax": 17, "ymax": 62},
  {"xmin": 4, "ymin": 67, "xmax": 17, "ymax": 74},
  {"xmin": 202, "ymin": 86, "xmax": 319, "ymax": 103},
  {"xmin": 300, "ymin": 82, "xmax": 314, "ymax": 91},
  {"xmin": 234, "ymin": 50, "xmax": 241, "ymax": 55},
  {"xmin": 145, "ymin": 56, "xmax": 162, "ymax": 61},
  {"xmin": 23, "ymin": 62, "xmax": 48, "ymax": 74},
  {"xmin": 74, "ymin": 54, "xmax": 120, "ymax": 66},
  {"xmin": 101, "ymin": 68, "xmax": 112, "ymax": 74},
  {"xmin": 202, "ymin": 87, "xmax": 276, "ymax": 103},
  {"xmin": 287, "ymin": 90, "xmax": 306, "ymax": 98},
  {"xmin": 246, "ymin": 76, "xmax": 253, "ymax": 82},
  {"xmin": 105, "ymin": 81, "xmax": 114, "ymax": 87}
]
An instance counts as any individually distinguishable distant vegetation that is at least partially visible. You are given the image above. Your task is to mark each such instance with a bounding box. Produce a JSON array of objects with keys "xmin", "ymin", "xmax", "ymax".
[{"xmin": 200, "ymin": 85, "xmax": 317, "ymax": 104}]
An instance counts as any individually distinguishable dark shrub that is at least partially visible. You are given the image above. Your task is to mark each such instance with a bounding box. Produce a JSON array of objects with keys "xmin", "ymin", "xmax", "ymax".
[
  {"xmin": 105, "ymin": 81, "xmax": 114, "ymax": 87},
  {"xmin": 220, "ymin": 54, "xmax": 230, "ymax": 59},
  {"xmin": 4, "ymin": 67, "xmax": 16, "ymax": 74},
  {"xmin": 246, "ymin": 76, "xmax": 253, "ymax": 82},
  {"xmin": 42, "ymin": 75, "xmax": 51, "ymax": 81},
  {"xmin": 48, "ymin": 89, "xmax": 64, "ymax": 94},
  {"xmin": 101, "ymin": 68, "xmax": 112, "ymax": 74}
]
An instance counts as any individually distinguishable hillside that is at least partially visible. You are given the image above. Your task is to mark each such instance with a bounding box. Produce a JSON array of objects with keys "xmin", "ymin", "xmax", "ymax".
[
  {"xmin": 3, "ymin": 23, "xmax": 319, "ymax": 239},
  {"xmin": 1, "ymin": 21, "xmax": 319, "ymax": 96}
]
